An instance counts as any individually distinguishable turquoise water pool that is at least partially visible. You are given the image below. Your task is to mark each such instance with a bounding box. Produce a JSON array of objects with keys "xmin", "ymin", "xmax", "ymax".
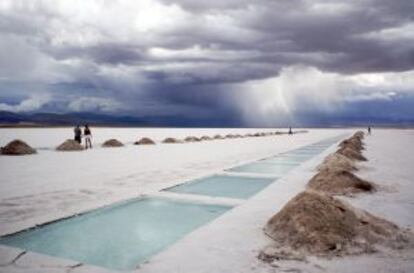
[
  {"xmin": 226, "ymin": 136, "xmax": 344, "ymax": 175},
  {"xmin": 164, "ymin": 175, "xmax": 275, "ymax": 199},
  {"xmin": 0, "ymin": 198, "xmax": 231, "ymax": 271},
  {"xmin": 227, "ymin": 162, "xmax": 297, "ymax": 175}
]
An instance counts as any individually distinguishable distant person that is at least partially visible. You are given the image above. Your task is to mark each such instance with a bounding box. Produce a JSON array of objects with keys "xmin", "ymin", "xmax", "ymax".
[
  {"xmin": 74, "ymin": 125, "xmax": 82, "ymax": 144},
  {"xmin": 84, "ymin": 124, "xmax": 92, "ymax": 149},
  {"xmin": 368, "ymin": 126, "xmax": 371, "ymax": 135},
  {"xmin": 288, "ymin": 127, "xmax": 293, "ymax": 135}
]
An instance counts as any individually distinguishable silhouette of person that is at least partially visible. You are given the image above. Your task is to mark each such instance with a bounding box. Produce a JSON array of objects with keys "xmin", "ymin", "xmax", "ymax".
[
  {"xmin": 288, "ymin": 127, "xmax": 293, "ymax": 135},
  {"xmin": 74, "ymin": 125, "xmax": 82, "ymax": 144},
  {"xmin": 84, "ymin": 124, "xmax": 92, "ymax": 149},
  {"xmin": 368, "ymin": 126, "xmax": 371, "ymax": 135}
]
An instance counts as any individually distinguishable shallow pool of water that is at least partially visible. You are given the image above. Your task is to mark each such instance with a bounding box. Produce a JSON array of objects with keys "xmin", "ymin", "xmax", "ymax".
[
  {"xmin": 227, "ymin": 136, "xmax": 343, "ymax": 175},
  {"xmin": 164, "ymin": 175, "xmax": 275, "ymax": 199},
  {"xmin": 227, "ymin": 161, "xmax": 297, "ymax": 175},
  {"xmin": 0, "ymin": 198, "xmax": 231, "ymax": 271}
]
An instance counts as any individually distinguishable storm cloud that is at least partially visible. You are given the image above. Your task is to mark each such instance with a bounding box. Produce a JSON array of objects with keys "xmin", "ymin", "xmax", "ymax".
[{"xmin": 0, "ymin": 0, "xmax": 413, "ymax": 125}]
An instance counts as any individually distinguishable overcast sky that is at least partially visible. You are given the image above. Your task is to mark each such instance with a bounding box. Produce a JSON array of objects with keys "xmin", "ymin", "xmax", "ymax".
[{"xmin": 0, "ymin": 0, "xmax": 413, "ymax": 126}]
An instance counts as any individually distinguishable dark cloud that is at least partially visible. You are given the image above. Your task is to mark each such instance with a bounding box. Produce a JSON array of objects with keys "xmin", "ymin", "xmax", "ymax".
[
  {"xmin": 45, "ymin": 43, "xmax": 146, "ymax": 65},
  {"xmin": 0, "ymin": 0, "xmax": 413, "ymax": 125}
]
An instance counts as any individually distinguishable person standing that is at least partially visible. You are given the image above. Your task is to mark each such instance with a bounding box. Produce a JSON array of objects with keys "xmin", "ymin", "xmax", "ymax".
[
  {"xmin": 288, "ymin": 127, "xmax": 293, "ymax": 135},
  {"xmin": 74, "ymin": 125, "xmax": 82, "ymax": 144},
  {"xmin": 368, "ymin": 126, "xmax": 371, "ymax": 135},
  {"xmin": 84, "ymin": 124, "xmax": 93, "ymax": 149}
]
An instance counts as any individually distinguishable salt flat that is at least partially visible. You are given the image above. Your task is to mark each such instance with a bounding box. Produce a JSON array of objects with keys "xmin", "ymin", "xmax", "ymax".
[
  {"xmin": 0, "ymin": 128, "xmax": 342, "ymax": 235},
  {"xmin": 0, "ymin": 128, "xmax": 413, "ymax": 273}
]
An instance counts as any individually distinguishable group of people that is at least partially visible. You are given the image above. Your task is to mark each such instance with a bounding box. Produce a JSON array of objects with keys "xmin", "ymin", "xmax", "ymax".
[{"xmin": 74, "ymin": 124, "xmax": 93, "ymax": 149}]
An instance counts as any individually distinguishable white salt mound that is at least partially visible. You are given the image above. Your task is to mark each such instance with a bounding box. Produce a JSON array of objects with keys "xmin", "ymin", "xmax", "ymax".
[
  {"xmin": 184, "ymin": 136, "xmax": 201, "ymax": 142},
  {"xmin": 135, "ymin": 137, "xmax": 156, "ymax": 145},
  {"xmin": 317, "ymin": 153, "xmax": 358, "ymax": 173},
  {"xmin": 337, "ymin": 146, "xmax": 367, "ymax": 161},
  {"xmin": 1, "ymin": 139, "xmax": 37, "ymax": 155},
  {"xmin": 56, "ymin": 139, "xmax": 84, "ymax": 151},
  {"xmin": 307, "ymin": 169, "xmax": 375, "ymax": 195},
  {"xmin": 162, "ymin": 137, "xmax": 181, "ymax": 144},
  {"xmin": 102, "ymin": 139, "xmax": 124, "ymax": 147},
  {"xmin": 261, "ymin": 191, "xmax": 412, "ymax": 260}
]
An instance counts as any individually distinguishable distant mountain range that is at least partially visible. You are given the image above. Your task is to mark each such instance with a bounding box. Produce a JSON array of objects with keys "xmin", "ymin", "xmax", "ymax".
[
  {"xmin": 0, "ymin": 111, "xmax": 152, "ymax": 127},
  {"xmin": 0, "ymin": 111, "xmax": 243, "ymax": 127},
  {"xmin": 1, "ymin": 110, "xmax": 413, "ymax": 128}
]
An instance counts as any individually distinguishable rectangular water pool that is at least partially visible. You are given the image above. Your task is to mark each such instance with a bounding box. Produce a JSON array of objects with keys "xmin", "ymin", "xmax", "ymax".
[
  {"xmin": 258, "ymin": 157, "xmax": 303, "ymax": 165},
  {"xmin": 0, "ymin": 198, "xmax": 231, "ymax": 271},
  {"xmin": 164, "ymin": 175, "xmax": 275, "ymax": 199},
  {"xmin": 226, "ymin": 141, "xmax": 335, "ymax": 175},
  {"xmin": 227, "ymin": 161, "xmax": 297, "ymax": 175},
  {"xmin": 293, "ymin": 147, "xmax": 326, "ymax": 153},
  {"xmin": 278, "ymin": 152, "xmax": 315, "ymax": 160}
]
